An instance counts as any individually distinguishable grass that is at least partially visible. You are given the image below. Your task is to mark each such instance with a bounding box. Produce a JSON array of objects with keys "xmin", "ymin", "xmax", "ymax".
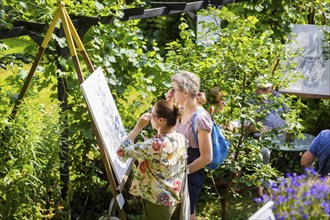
[
  {"xmin": 1, "ymin": 36, "xmax": 34, "ymax": 80},
  {"xmin": 1, "ymin": 36, "xmax": 56, "ymax": 108},
  {"xmin": 108, "ymin": 179, "xmax": 260, "ymax": 220},
  {"xmin": 1, "ymin": 36, "xmax": 32, "ymax": 54},
  {"xmin": 197, "ymin": 180, "xmax": 259, "ymax": 220}
]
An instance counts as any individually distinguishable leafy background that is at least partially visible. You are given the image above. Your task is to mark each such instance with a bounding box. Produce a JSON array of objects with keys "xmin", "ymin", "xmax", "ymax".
[{"xmin": 1, "ymin": 0, "xmax": 329, "ymax": 219}]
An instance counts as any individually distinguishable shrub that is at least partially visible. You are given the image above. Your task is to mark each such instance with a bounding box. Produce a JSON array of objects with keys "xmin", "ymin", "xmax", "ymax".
[
  {"xmin": 0, "ymin": 98, "xmax": 63, "ymax": 219},
  {"xmin": 255, "ymin": 168, "xmax": 330, "ymax": 219}
]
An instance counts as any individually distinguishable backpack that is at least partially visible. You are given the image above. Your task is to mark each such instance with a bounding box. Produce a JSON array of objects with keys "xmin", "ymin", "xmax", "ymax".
[{"xmin": 192, "ymin": 109, "xmax": 230, "ymax": 170}]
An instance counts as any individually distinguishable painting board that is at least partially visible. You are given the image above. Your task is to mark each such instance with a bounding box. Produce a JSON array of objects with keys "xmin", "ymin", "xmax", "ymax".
[
  {"xmin": 280, "ymin": 24, "xmax": 330, "ymax": 98},
  {"xmin": 80, "ymin": 67, "xmax": 132, "ymax": 186}
]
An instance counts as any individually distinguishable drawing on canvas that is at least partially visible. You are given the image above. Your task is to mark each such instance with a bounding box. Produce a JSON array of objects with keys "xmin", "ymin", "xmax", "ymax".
[
  {"xmin": 81, "ymin": 67, "xmax": 132, "ymax": 185},
  {"xmin": 280, "ymin": 24, "xmax": 330, "ymax": 98}
]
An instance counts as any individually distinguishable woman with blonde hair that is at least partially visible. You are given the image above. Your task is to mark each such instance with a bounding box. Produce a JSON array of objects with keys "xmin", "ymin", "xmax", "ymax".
[{"xmin": 167, "ymin": 71, "xmax": 213, "ymax": 220}]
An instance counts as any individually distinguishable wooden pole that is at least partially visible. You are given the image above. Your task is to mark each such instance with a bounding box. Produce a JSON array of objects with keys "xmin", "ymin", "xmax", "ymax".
[
  {"xmin": 9, "ymin": 7, "xmax": 61, "ymax": 121},
  {"xmin": 59, "ymin": 3, "xmax": 127, "ymax": 218},
  {"xmin": 62, "ymin": 7, "xmax": 95, "ymax": 73}
]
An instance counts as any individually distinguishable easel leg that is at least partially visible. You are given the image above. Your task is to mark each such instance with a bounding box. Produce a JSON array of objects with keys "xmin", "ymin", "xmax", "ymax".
[{"xmin": 108, "ymin": 198, "xmax": 120, "ymax": 220}]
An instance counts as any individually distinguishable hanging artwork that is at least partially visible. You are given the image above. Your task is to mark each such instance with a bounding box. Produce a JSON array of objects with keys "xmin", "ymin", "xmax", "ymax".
[
  {"xmin": 81, "ymin": 67, "xmax": 132, "ymax": 186},
  {"xmin": 280, "ymin": 24, "xmax": 330, "ymax": 98}
]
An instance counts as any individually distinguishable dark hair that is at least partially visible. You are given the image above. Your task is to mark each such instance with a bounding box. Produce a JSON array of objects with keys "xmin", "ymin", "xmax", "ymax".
[
  {"xmin": 208, "ymin": 87, "xmax": 225, "ymax": 105},
  {"xmin": 154, "ymin": 100, "xmax": 181, "ymax": 127}
]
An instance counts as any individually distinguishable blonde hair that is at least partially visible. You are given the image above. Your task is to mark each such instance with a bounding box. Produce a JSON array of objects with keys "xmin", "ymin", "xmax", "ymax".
[{"xmin": 171, "ymin": 70, "xmax": 206, "ymax": 105}]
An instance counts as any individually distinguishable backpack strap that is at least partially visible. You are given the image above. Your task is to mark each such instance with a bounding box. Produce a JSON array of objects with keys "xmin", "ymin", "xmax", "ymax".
[{"xmin": 191, "ymin": 109, "xmax": 206, "ymax": 145}]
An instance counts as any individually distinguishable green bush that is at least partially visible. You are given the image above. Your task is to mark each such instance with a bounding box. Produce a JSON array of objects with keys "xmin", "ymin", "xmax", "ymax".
[{"xmin": 0, "ymin": 98, "xmax": 63, "ymax": 219}]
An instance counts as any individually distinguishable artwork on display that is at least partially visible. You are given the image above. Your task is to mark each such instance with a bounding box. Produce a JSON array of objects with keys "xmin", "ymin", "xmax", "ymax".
[
  {"xmin": 81, "ymin": 67, "xmax": 132, "ymax": 185},
  {"xmin": 196, "ymin": 14, "xmax": 220, "ymax": 46},
  {"xmin": 279, "ymin": 24, "xmax": 330, "ymax": 98}
]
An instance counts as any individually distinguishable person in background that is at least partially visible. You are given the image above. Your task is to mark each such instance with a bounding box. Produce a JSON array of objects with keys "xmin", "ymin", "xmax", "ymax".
[
  {"xmin": 116, "ymin": 100, "xmax": 188, "ymax": 220},
  {"xmin": 301, "ymin": 129, "xmax": 330, "ymax": 176},
  {"xmin": 250, "ymin": 82, "xmax": 289, "ymax": 164},
  {"xmin": 254, "ymin": 82, "xmax": 288, "ymax": 131},
  {"xmin": 207, "ymin": 87, "xmax": 226, "ymax": 115},
  {"xmin": 167, "ymin": 70, "xmax": 213, "ymax": 220},
  {"xmin": 207, "ymin": 87, "xmax": 235, "ymax": 131}
]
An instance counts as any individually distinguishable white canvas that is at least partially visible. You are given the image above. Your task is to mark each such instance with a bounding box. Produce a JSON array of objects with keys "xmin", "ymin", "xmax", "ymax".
[
  {"xmin": 280, "ymin": 24, "xmax": 330, "ymax": 98},
  {"xmin": 81, "ymin": 67, "xmax": 132, "ymax": 185}
]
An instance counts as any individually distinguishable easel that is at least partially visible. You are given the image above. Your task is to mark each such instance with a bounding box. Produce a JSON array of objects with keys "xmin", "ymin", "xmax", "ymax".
[{"xmin": 8, "ymin": 3, "xmax": 128, "ymax": 220}]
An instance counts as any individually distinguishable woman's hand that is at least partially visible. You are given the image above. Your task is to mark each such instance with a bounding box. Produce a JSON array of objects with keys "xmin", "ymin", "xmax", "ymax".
[
  {"xmin": 136, "ymin": 112, "xmax": 152, "ymax": 129},
  {"xmin": 166, "ymin": 89, "xmax": 174, "ymax": 103},
  {"xmin": 123, "ymin": 112, "xmax": 151, "ymax": 142}
]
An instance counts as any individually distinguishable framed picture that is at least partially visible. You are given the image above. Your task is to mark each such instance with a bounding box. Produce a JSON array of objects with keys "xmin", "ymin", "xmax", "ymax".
[{"xmin": 280, "ymin": 24, "xmax": 330, "ymax": 98}]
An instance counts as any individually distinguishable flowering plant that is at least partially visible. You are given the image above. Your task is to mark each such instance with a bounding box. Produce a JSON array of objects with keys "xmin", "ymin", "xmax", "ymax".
[{"xmin": 255, "ymin": 168, "xmax": 330, "ymax": 219}]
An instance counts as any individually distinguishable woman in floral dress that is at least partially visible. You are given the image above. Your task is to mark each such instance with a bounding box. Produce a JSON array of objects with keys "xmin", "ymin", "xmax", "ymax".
[{"xmin": 117, "ymin": 100, "xmax": 188, "ymax": 220}]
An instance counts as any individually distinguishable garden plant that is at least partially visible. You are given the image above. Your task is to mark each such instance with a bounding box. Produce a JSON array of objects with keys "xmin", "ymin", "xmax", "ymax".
[
  {"xmin": 255, "ymin": 168, "xmax": 330, "ymax": 219},
  {"xmin": 1, "ymin": 0, "xmax": 330, "ymax": 219}
]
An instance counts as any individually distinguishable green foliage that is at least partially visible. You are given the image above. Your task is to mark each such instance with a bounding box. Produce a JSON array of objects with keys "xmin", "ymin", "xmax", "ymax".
[
  {"xmin": 165, "ymin": 4, "xmax": 300, "ymax": 180},
  {"xmin": 299, "ymin": 99, "xmax": 330, "ymax": 135},
  {"xmin": 139, "ymin": 14, "xmax": 183, "ymax": 53},
  {"xmin": 0, "ymin": 98, "xmax": 63, "ymax": 219},
  {"xmin": 0, "ymin": 37, "xmax": 36, "ymax": 72},
  {"xmin": 83, "ymin": 18, "xmax": 171, "ymax": 128},
  {"xmin": 1, "ymin": 0, "xmax": 329, "ymax": 219}
]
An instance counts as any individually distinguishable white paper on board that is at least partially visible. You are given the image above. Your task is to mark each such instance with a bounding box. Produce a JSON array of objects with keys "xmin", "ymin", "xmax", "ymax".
[
  {"xmin": 80, "ymin": 67, "xmax": 132, "ymax": 185},
  {"xmin": 280, "ymin": 24, "xmax": 330, "ymax": 97}
]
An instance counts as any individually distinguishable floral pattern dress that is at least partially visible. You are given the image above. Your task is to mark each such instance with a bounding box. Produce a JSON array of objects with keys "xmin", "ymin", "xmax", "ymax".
[{"xmin": 117, "ymin": 132, "xmax": 188, "ymax": 206}]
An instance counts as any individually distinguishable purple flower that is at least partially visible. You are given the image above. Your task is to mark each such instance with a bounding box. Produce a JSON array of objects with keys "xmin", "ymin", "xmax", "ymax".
[
  {"xmin": 285, "ymin": 187, "xmax": 294, "ymax": 194},
  {"xmin": 255, "ymin": 168, "xmax": 330, "ymax": 219},
  {"xmin": 302, "ymin": 214, "xmax": 308, "ymax": 219},
  {"xmin": 275, "ymin": 213, "xmax": 287, "ymax": 220},
  {"xmin": 321, "ymin": 201, "xmax": 330, "ymax": 216},
  {"xmin": 253, "ymin": 197, "xmax": 263, "ymax": 203},
  {"xmin": 303, "ymin": 200, "xmax": 312, "ymax": 206}
]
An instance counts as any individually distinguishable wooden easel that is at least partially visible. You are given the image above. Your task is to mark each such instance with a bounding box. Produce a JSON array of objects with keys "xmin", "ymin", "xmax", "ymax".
[{"xmin": 8, "ymin": 3, "xmax": 128, "ymax": 220}]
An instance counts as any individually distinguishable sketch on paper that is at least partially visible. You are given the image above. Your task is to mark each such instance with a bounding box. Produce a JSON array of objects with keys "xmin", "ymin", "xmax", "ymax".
[
  {"xmin": 81, "ymin": 67, "xmax": 132, "ymax": 185},
  {"xmin": 280, "ymin": 24, "xmax": 330, "ymax": 98}
]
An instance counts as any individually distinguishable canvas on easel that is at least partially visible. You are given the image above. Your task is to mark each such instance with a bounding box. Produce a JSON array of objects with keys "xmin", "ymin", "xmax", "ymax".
[
  {"xmin": 279, "ymin": 25, "xmax": 330, "ymax": 98},
  {"xmin": 80, "ymin": 67, "xmax": 133, "ymax": 187}
]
